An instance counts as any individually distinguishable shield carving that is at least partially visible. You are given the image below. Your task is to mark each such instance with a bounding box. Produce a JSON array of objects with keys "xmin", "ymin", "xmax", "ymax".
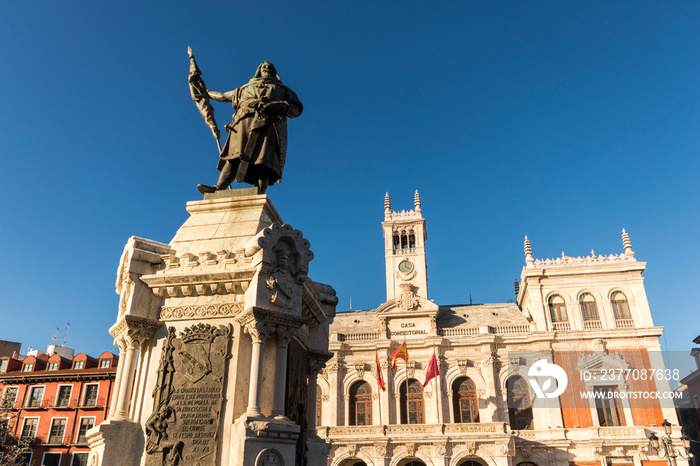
[{"xmin": 177, "ymin": 342, "xmax": 212, "ymax": 383}]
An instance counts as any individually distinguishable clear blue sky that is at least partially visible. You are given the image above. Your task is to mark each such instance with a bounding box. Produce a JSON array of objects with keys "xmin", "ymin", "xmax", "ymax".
[{"xmin": 1, "ymin": 2, "xmax": 698, "ymax": 371}]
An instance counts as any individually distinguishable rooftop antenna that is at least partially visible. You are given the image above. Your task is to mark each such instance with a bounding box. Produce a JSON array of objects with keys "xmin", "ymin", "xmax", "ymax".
[
  {"xmin": 469, "ymin": 290, "xmax": 473, "ymax": 305},
  {"xmin": 349, "ymin": 297, "xmax": 353, "ymax": 312},
  {"xmin": 50, "ymin": 327, "xmax": 59, "ymax": 344},
  {"xmin": 62, "ymin": 323, "xmax": 71, "ymax": 346}
]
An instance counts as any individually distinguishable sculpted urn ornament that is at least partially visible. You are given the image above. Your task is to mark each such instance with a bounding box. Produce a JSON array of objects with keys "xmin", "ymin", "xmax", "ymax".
[{"xmin": 188, "ymin": 47, "xmax": 303, "ymax": 194}]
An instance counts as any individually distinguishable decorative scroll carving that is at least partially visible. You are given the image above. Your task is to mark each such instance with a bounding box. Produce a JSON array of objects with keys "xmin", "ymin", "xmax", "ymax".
[
  {"xmin": 145, "ymin": 324, "xmax": 231, "ymax": 466},
  {"xmin": 160, "ymin": 303, "xmax": 243, "ymax": 321},
  {"xmin": 457, "ymin": 360, "xmax": 468, "ymax": 374},
  {"xmin": 405, "ymin": 442, "xmax": 417, "ymax": 456}
]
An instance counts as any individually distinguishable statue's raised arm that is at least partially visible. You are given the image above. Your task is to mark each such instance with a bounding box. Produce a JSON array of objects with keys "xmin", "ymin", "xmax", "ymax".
[{"xmin": 195, "ymin": 61, "xmax": 303, "ymax": 195}]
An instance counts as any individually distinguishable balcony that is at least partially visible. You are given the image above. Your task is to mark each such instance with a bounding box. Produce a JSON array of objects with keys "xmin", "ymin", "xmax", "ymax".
[
  {"xmin": 583, "ymin": 320, "xmax": 602, "ymax": 330},
  {"xmin": 322, "ymin": 422, "xmax": 508, "ymax": 439},
  {"xmin": 552, "ymin": 322, "xmax": 571, "ymax": 331},
  {"xmin": 615, "ymin": 318, "xmax": 635, "ymax": 329}
]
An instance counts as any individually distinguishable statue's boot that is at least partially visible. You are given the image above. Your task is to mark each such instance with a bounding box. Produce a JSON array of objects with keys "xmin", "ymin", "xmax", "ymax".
[{"xmin": 197, "ymin": 162, "xmax": 236, "ymax": 194}]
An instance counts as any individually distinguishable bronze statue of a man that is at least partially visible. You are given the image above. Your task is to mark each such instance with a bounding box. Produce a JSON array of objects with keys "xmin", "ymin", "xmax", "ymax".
[{"xmin": 196, "ymin": 61, "xmax": 303, "ymax": 194}]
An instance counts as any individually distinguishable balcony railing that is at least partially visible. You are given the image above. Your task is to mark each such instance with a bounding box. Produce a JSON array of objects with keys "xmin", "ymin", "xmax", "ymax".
[
  {"xmin": 552, "ymin": 322, "xmax": 571, "ymax": 331},
  {"xmin": 337, "ymin": 333, "xmax": 379, "ymax": 342},
  {"xmin": 439, "ymin": 328, "xmax": 479, "ymax": 337},
  {"xmin": 583, "ymin": 320, "xmax": 602, "ymax": 330},
  {"xmin": 322, "ymin": 422, "xmax": 508, "ymax": 438},
  {"xmin": 615, "ymin": 318, "xmax": 635, "ymax": 328}
]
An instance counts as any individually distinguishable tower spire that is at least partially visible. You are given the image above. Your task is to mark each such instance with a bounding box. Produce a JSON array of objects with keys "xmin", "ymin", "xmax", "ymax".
[
  {"xmin": 524, "ymin": 236, "xmax": 534, "ymax": 266},
  {"xmin": 622, "ymin": 228, "xmax": 634, "ymax": 257},
  {"xmin": 414, "ymin": 190, "xmax": 422, "ymax": 213},
  {"xmin": 384, "ymin": 192, "xmax": 391, "ymax": 217}
]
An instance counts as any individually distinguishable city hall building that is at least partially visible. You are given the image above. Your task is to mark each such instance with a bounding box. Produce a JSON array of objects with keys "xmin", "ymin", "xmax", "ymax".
[{"xmin": 317, "ymin": 192, "xmax": 682, "ymax": 466}]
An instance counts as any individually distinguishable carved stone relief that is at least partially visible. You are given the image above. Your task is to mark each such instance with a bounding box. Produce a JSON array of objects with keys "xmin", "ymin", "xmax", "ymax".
[{"xmin": 144, "ymin": 324, "xmax": 231, "ymax": 466}]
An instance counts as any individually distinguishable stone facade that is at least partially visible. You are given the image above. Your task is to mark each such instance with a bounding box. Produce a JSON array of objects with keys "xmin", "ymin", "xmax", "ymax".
[
  {"xmin": 318, "ymin": 194, "xmax": 685, "ymax": 466},
  {"xmin": 88, "ymin": 189, "xmax": 337, "ymax": 466}
]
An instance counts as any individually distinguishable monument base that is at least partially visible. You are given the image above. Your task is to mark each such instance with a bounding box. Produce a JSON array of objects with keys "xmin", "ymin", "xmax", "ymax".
[
  {"xmin": 87, "ymin": 419, "xmax": 142, "ymax": 466},
  {"xmin": 231, "ymin": 415, "xmax": 300, "ymax": 465}
]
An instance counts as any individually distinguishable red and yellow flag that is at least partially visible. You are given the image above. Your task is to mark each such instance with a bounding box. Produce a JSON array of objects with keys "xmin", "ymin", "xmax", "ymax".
[
  {"xmin": 375, "ymin": 352, "xmax": 386, "ymax": 391},
  {"xmin": 391, "ymin": 341, "xmax": 409, "ymax": 369},
  {"xmin": 422, "ymin": 352, "xmax": 440, "ymax": 388}
]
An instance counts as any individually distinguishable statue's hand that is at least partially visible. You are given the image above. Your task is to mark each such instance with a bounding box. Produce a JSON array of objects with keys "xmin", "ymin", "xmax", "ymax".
[{"xmin": 262, "ymin": 101, "xmax": 289, "ymax": 114}]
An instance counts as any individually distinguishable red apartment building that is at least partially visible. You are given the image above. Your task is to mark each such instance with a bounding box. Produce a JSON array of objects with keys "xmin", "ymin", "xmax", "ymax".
[{"xmin": 0, "ymin": 346, "xmax": 118, "ymax": 466}]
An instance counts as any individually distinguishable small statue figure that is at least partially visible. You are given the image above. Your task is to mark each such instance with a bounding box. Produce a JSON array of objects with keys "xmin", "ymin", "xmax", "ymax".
[
  {"xmin": 188, "ymin": 50, "xmax": 303, "ymax": 194},
  {"xmin": 266, "ymin": 245, "xmax": 295, "ymax": 308}
]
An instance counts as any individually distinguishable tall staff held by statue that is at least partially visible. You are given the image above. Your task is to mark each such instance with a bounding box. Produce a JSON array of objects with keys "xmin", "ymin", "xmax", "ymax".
[{"xmin": 187, "ymin": 46, "xmax": 221, "ymax": 154}]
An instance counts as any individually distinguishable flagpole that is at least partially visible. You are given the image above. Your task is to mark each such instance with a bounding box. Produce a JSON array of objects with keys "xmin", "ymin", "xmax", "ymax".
[{"xmin": 404, "ymin": 345, "xmax": 409, "ymax": 425}]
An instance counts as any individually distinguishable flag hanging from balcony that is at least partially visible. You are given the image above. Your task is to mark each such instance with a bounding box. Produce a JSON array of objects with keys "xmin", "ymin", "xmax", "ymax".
[
  {"xmin": 391, "ymin": 341, "xmax": 408, "ymax": 369},
  {"xmin": 422, "ymin": 352, "xmax": 440, "ymax": 388},
  {"xmin": 375, "ymin": 352, "xmax": 386, "ymax": 391}
]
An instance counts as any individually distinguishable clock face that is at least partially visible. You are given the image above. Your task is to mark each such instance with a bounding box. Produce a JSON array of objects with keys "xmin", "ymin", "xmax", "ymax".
[{"xmin": 398, "ymin": 260, "xmax": 414, "ymax": 273}]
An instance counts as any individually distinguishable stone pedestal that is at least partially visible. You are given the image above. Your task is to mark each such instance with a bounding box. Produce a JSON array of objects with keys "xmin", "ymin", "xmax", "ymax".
[
  {"xmin": 91, "ymin": 190, "xmax": 337, "ymax": 466},
  {"xmin": 87, "ymin": 420, "xmax": 143, "ymax": 466}
]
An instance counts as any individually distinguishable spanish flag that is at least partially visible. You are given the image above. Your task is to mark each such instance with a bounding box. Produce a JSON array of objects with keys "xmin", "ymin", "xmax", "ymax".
[
  {"xmin": 375, "ymin": 352, "xmax": 386, "ymax": 391},
  {"xmin": 391, "ymin": 341, "xmax": 409, "ymax": 369}
]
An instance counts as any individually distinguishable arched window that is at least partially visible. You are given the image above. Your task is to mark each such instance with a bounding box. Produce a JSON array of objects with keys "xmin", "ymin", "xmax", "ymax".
[
  {"xmin": 349, "ymin": 381, "xmax": 372, "ymax": 426},
  {"xmin": 316, "ymin": 385, "xmax": 322, "ymax": 427},
  {"xmin": 452, "ymin": 377, "xmax": 479, "ymax": 423},
  {"xmin": 548, "ymin": 295, "xmax": 567, "ymax": 322},
  {"xmin": 459, "ymin": 462, "xmax": 485, "ymax": 466},
  {"xmin": 507, "ymin": 376, "xmax": 533, "ymax": 430},
  {"xmin": 400, "ymin": 379, "xmax": 425, "ymax": 424},
  {"xmin": 579, "ymin": 293, "xmax": 599, "ymax": 321},
  {"xmin": 393, "ymin": 234, "xmax": 400, "ymax": 250},
  {"xmin": 611, "ymin": 292, "xmax": 631, "ymax": 319},
  {"xmin": 409, "ymin": 232, "xmax": 416, "ymax": 248}
]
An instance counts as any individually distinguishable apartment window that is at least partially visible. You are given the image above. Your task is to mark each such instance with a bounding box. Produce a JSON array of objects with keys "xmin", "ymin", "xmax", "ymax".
[
  {"xmin": 72, "ymin": 453, "xmax": 89, "ymax": 466},
  {"xmin": 0, "ymin": 359, "xmax": 7, "ymax": 372},
  {"xmin": 548, "ymin": 295, "xmax": 568, "ymax": 322},
  {"xmin": 22, "ymin": 363, "xmax": 34, "ymax": 372},
  {"xmin": 56, "ymin": 386, "xmax": 72, "ymax": 407},
  {"xmin": 1, "ymin": 387, "xmax": 18, "ymax": 409},
  {"xmin": 47, "ymin": 418, "xmax": 67, "ymax": 444},
  {"xmin": 99, "ymin": 359, "xmax": 111, "ymax": 368},
  {"xmin": 18, "ymin": 452, "xmax": 32, "ymax": 466},
  {"xmin": 453, "ymin": 377, "xmax": 479, "ymax": 423},
  {"xmin": 507, "ymin": 376, "xmax": 533, "ymax": 430},
  {"xmin": 42, "ymin": 452, "xmax": 62, "ymax": 466},
  {"xmin": 73, "ymin": 360, "xmax": 85, "ymax": 370},
  {"xmin": 611, "ymin": 292, "xmax": 631, "ymax": 319},
  {"xmin": 82, "ymin": 384, "xmax": 98, "ymax": 407},
  {"xmin": 580, "ymin": 293, "xmax": 599, "ymax": 321},
  {"xmin": 20, "ymin": 418, "xmax": 39, "ymax": 440},
  {"xmin": 76, "ymin": 417, "xmax": 95, "ymax": 444},
  {"xmin": 27, "ymin": 386, "xmax": 44, "ymax": 408},
  {"xmin": 400, "ymin": 379, "xmax": 425, "ymax": 424},
  {"xmin": 349, "ymin": 381, "xmax": 372, "ymax": 426},
  {"xmin": 315, "ymin": 386, "xmax": 322, "ymax": 427},
  {"xmin": 595, "ymin": 386, "xmax": 626, "ymax": 426},
  {"xmin": 48, "ymin": 361, "xmax": 59, "ymax": 371}
]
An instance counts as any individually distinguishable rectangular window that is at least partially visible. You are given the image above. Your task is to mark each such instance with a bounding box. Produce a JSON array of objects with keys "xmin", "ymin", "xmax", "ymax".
[
  {"xmin": 82, "ymin": 384, "xmax": 98, "ymax": 407},
  {"xmin": 56, "ymin": 386, "xmax": 72, "ymax": 407},
  {"xmin": 18, "ymin": 452, "xmax": 32, "ymax": 466},
  {"xmin": 22, "ymin": 363, "xmax": 34, "ymax": 372},
  {"xmin": 0, "ymin": 359, "xmax": 7, "ymax": 372},
  {"xmin": 99, "ymin": 359, "xmax": 111, "ymax": 368},
  {"xmin": 72, "ymin": 452, "xmax": 89, "ymax": 466},
  {"xmin": 73, "ymin": 360, "xmax": 85, "ymax": 370},
  {"xmin": 21, "ymin": 418, "xmax": 39, "ymax": 440},
  {"xmin": 1, "ymin": 387, "xmax": 18, "ymax": 408},
  {"xmin": 76, "ymin": 418, "xmax": 95, "ymax": 444},
  {"xmin": 48, "ymin": 418, "xmax": 67, "ymax": 444},
  {"xmin": 27, "ymin": 386, "xmax": 44, "ymax": 408},
  {"xmin": 595, "ymin": 386, "xmax": 626, "ymax": 427},
  {"xmin": 48, "ymin": 362, "xmax": 59, "ymax": 370},
  {"xmin": 1, "ymin": 417, "xmax": 8, "ymax": 443},
  {"xmin": 42, "ymin": 452, "xmax": 62, "ymax": 466}
]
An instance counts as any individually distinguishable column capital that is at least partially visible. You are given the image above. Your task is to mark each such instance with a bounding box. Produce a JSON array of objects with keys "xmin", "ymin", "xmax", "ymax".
[
  {"xmin": 237, "ymin": 306, "xmax": 307, "ymax": 343},
  {"xmin": 109, "ymin": 315, "xmax": 161, "ymax": 349}
]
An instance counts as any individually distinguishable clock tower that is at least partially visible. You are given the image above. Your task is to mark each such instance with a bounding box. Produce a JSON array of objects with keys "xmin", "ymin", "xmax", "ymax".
[{"xmin": 382, "ymin": 191, "xmax": 428, "ymax": 301}]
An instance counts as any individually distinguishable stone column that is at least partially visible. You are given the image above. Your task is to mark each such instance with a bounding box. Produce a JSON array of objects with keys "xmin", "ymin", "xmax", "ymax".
[
  {"xmin": 108, "ymin": 342, "xmax": 127, "ymax": 418},
  {"xmin": 306, "ymin": 357, "xmax": 326, "ymax": 431},
  {"xmin": 108, "ymin": 317, "xmax": 157, "ymax": 422},
  {"xmin": 245, "ymin": 322, "xmax": 269, "ymax": 417},
  {"xmin": 112, "ymin": 342, "xmax": 138, "ymax": 420},
  {"xmin": 272, "ymin": 328, "xmax": 293, "ymax": 420}
]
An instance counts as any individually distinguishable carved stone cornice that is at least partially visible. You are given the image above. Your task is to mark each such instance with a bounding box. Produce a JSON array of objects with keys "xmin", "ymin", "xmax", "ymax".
[
  {"xmin": 236, "ymin": 307, "xmax": 308, "ymax": 341},
  {"xmin": 159, "ymin": 303, "xmax": 243, "ymax": 321},
  {"xmin": 109, "ymin": 315, "xmax": 162, "ymax": 349},
  {"xmin": 140, "ymin": 270, "xmax": 255, "ymax": 298}
]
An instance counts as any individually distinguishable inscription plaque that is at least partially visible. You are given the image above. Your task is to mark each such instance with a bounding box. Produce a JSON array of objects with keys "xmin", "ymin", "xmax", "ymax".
[{"xmin": 145, "ymin": 323, "xmax": 231, "ymax": 466}]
